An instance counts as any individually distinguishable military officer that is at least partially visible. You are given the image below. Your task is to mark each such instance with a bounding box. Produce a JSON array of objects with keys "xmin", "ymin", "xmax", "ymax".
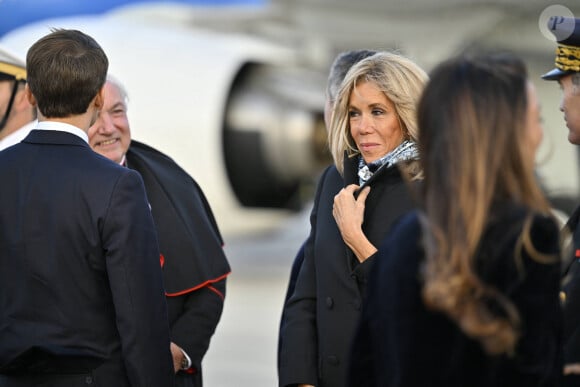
[
  {"xmin": 0, "ymin": 44, "xmax": 35, "ymax": 151},
  {"xmin": 543, "ymin": 16, "xmax": 580, "ymax": 385}
]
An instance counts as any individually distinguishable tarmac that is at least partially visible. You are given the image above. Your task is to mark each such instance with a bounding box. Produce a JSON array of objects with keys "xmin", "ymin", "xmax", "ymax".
[{"xmin": 203, "ymin": 203, "xmax": 311, "ymax": 386}]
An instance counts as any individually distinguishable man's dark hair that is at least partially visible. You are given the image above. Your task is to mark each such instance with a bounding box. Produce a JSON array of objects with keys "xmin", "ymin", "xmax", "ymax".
[
  {"xmin": 26, "ymin": 29, "xmax": 108, "ymax": 118},
  {"xmin": 326, "ymin": 49, "xmax": 377, "ymax": 103}
]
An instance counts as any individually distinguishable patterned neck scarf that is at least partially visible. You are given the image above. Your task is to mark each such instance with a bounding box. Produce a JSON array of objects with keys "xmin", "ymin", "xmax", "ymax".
[{"xmin": 357, "ymin": 140, "xmax": 419, "ymax": 185}]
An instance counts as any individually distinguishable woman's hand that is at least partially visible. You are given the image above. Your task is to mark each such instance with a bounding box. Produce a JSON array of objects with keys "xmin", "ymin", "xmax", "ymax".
[
  {"xmin": 333, "ymin": 185, "xmax": 376, "ymax": 262},
  {"xmin": 333, "ymin": 185, "xmax": 368, "ymax": 241}
]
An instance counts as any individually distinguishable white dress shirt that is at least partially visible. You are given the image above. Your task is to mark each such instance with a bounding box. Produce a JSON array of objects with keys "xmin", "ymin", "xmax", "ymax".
[{"xmin": 0, "ymin": 120, "xmax": 36, "ymax": 151}]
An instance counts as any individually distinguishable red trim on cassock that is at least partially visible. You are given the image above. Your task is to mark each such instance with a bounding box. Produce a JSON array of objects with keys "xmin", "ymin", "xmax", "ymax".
[
  {"xmin": 576, "ymin": 249, "xmax": 580, "ymax": 258},
  {"xmin": 184, "ymin": 367, "xmax": 197, "ymax": 374},
  {"xmin": 207, "ymin": 285, "xmax": 225, "ymax": 300},
  {"xmin": 165, "ymin": 271, "xmax": 231, "ymax": 297},
  {"xmin": 159, "ymin": 253, "xmax": 165, "ymax": 268}
]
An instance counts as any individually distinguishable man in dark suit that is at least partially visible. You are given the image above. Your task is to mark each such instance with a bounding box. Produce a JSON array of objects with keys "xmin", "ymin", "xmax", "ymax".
[
  {"xmin": 88, "ymin": 77, "xmax": 230, "ymax": 387},
  {"xmin": 0, "ymin": 29, "xmax": 174, "ymax": 386},
  {"xmin": 542, "ymin": 16, "xmax": 580, "ymax": 385}
]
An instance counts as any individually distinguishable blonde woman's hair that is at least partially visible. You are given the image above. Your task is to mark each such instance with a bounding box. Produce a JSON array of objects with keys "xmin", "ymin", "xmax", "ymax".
[{"xmin": 327, "ymin": 51, "xmax": 428, "ymax": 175}]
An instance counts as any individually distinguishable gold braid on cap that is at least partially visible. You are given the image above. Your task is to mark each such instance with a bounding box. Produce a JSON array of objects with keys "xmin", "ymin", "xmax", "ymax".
[
  {"xmin": 0, "ymin": 61, "xmax": 26, "ymax": 81},
  {"xmin": 556, "ymin": 44, "xmax": 580, "ymax": 72}
]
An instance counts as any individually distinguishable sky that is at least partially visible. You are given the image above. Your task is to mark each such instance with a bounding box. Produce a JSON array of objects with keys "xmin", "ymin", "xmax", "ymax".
[{"xmin": 0, "ymin": 0, "xmax": 265, "ymax": 37}]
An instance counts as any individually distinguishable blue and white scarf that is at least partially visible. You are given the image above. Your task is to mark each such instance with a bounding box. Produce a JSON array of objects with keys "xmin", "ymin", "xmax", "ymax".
[{"xmin": 357, "ymin": 140, "xmax": 419, "ymax": 185}]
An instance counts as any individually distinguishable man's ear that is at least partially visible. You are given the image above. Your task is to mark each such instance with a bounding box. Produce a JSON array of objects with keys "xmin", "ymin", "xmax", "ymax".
[
  {"xmin": 13, "ymin": 85, "xmax": 30, "ymax": 112},
  {"xmin": 94, "ymin": 86, "xmax": 105, "ymax": 110},
  {"xmin": 24, "ymin": 84, "xmax": 36, "ymax": 107}
]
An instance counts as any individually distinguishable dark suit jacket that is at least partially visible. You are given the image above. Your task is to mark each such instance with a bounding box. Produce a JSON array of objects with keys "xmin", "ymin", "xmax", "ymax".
[
  {"xmin": 278, "ymin": 156, "xmax": 419, "ymax": 387},
  {"xmin": 350, "ymin": 204, "xmax": 563, "ymax": 387},
  {"xmin": 126, "ymin": 141, "xmax": 231, "ymax": 386},
  {"xmin": 0, "ymin": 130, "xmax": 174, "ymax": 386}
]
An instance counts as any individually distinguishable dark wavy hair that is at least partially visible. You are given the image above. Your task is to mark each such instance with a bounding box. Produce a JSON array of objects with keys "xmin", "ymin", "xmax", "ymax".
[{"xmin": 417, "ymin": 51, "xmax": 554, "ymax": 355}]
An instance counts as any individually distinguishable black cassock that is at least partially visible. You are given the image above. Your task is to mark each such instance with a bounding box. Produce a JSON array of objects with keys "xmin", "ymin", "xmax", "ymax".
[{"xmin": 126, "ymin": 140, "xmax": 231, "ymax": 387}]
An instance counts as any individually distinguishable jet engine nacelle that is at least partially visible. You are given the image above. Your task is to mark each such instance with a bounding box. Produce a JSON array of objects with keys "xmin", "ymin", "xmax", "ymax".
[{"xmin": 1, "ymin": 10, "xmax": 328, "ymax": 235}]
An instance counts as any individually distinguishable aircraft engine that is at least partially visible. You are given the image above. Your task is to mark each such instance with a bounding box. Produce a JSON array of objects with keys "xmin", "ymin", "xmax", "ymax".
[{"xmin": 224, "ymin": 62, "xmax": 327, "ymax": 209}]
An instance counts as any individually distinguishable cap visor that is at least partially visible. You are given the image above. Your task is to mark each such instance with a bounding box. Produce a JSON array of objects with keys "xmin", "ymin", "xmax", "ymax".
[{"xmin": 542, "ymin": 68, "xmax": 572, "ymax": 80}]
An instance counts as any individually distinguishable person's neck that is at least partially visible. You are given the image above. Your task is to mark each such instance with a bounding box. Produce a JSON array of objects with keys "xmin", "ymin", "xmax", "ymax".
[{"xmin": 0, "ymin": 114, "xmax": 35, "ymax": 141}]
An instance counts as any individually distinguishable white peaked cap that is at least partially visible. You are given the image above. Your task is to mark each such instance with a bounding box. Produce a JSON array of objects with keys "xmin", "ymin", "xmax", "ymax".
[{"xmin": 0, "ymin": 43, "xmax": 26, "ymax": 81}]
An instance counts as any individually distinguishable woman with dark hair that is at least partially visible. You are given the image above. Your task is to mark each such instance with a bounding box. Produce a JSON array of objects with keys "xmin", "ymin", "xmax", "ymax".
[{"xmin": 346, "ymin": 52, "xmax": 563, "ymax": 386}]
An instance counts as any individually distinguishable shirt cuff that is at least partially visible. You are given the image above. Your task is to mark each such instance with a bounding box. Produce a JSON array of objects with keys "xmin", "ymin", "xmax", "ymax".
[{"xmin": 180, "ymin": 348, "xmax": 192, "ymax": 370}]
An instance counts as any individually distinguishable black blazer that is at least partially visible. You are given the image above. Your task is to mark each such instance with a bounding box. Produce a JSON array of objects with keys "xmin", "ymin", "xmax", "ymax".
[
  {"xmin": 350, "ymin": 204, "xmax": 563, "ymax": 387},
  {"xmin": 126, "ymin": 141, "xmax": 231, "ymax": 386},
  {"xmin": 0, "ymin": 130, "xmax": 174, "ymax": 386},
  {"xmin": 278, "ymin": 156, "xmax": 419, "ymax": 387}
]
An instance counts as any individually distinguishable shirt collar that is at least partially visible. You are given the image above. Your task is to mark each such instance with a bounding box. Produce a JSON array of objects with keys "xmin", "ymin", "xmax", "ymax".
[
  {"xmin": 34, "ymin": 121, "xmax": 89, "ymax": 144},
  {"xmin": 0, "ymin": 120, "xmax": 36, "ymax": 151}
]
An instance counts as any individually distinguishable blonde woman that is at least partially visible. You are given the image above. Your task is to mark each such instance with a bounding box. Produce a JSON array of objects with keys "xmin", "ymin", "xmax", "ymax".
[{"xmin": 278, "ymin": 51, "xmax": 427, "ymax": 387}]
